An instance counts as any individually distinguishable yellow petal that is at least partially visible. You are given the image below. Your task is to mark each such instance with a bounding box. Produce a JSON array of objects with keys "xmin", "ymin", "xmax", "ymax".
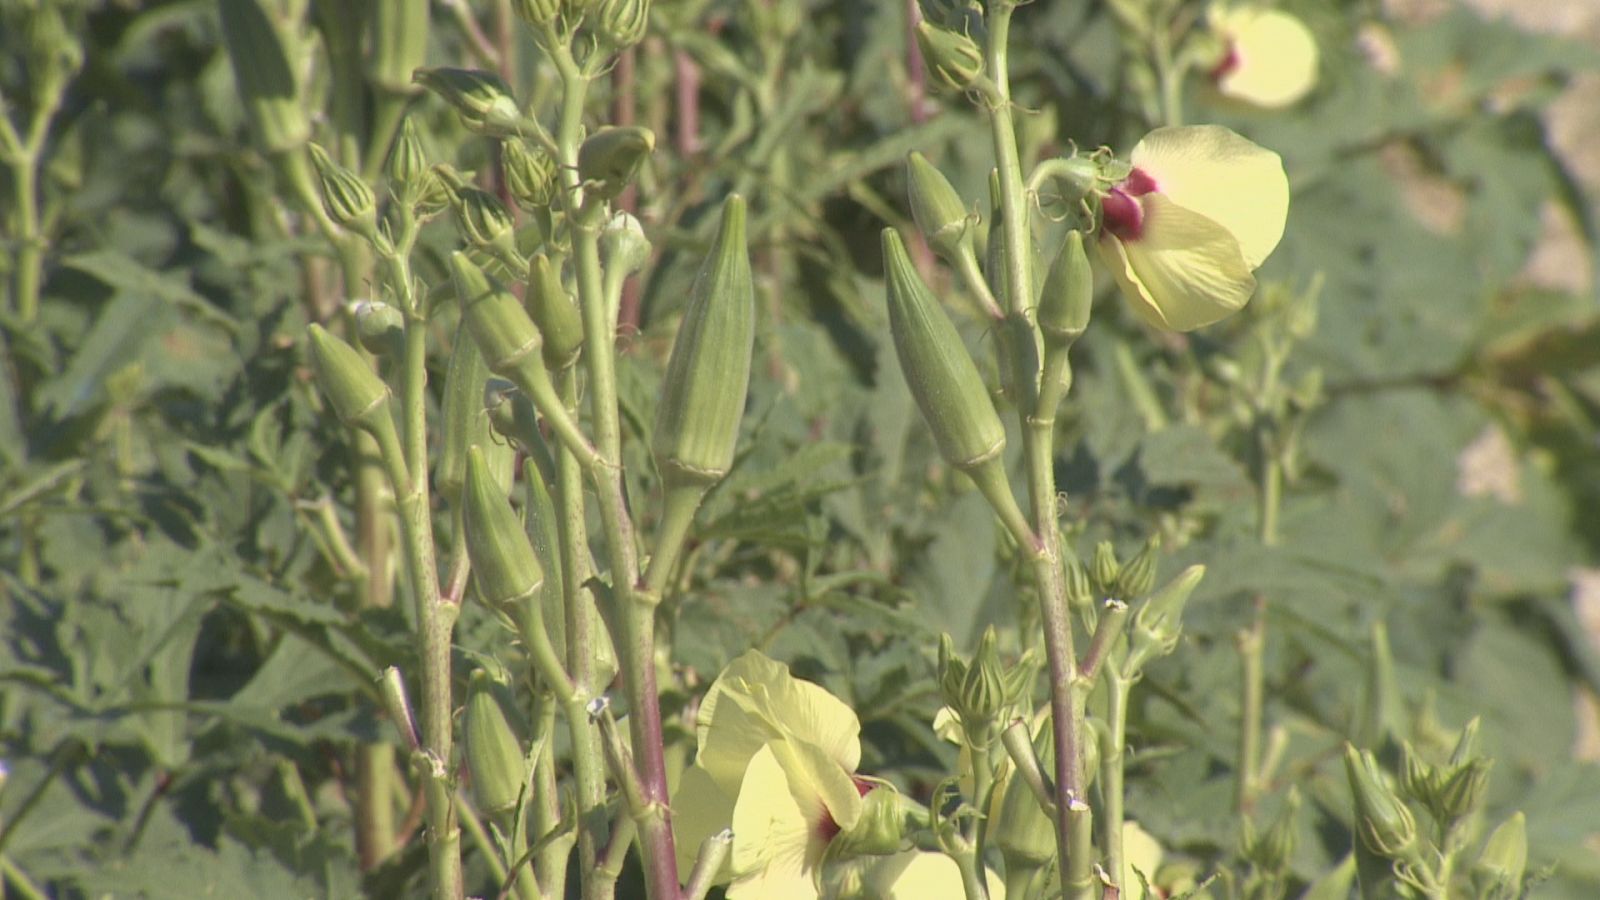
[
  {"xmin": 1097, "ymin": 194, "xmax": 1257, "ymax": 331},
  {"xmin": 671, "ymin": 763, "xmax": 737, "ymax": 879},
  {"xmin": 727, "ymin": 745, "xmax": 826, "ymax": 900},
  {"xmin": 1129, "ymin": 125, "xmax": 1288, "ymax": 269},
  {"xmin": 697, "ymin": 650, "xmax": 862, "ymax": 791},
  {"xmin": 1213, "ymin": 8, "xmax": 1318, "ymax": 109},
  {"xmin": 1122, "ymin": 820, "xmax": 1165, "ymax": 900},
  {"xmin": 858, "ymin": 851, "xmax": 1007, "ymax": 900},
  {"xmin": 768, "ymin": 737, "xmax": 866, "ymax": 836}
]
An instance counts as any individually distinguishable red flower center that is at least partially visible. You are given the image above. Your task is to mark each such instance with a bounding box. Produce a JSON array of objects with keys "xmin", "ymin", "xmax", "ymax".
[
  {"xmin": 1102, "ymin": 167, "xmax": 1158, "ymax": 241},
  {"xmin": 1211, "ymin": 42, "xmax": 1242, "ymax": 82},
  {"xmin": 816, "ymin": 776, "xmax": 878, "ymax": 842}
]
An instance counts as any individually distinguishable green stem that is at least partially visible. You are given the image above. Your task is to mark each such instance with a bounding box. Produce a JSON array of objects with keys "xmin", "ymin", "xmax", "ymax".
[
  {"xmin": 954, "ymin": 846, "xmax": 989, "ymax": 900},
  {"xmin": 985, "ymin": 5, "xmax": 1093, "ymax": 897},
  {"xmin": 1236, "ymin": 600, "xmax": 1266, "ymax": 815},
  {"xmin": 1101, "ymin": 673, "xmax": 1131, "ymax": 892},
  {"xmin": 0, "ymin": 858, "xmax": 49, "ymax": 900},
  {"xmin": 531, "ymin": 695, "xmax": 571, "ymax": 900},
  {"xmin": 547, "ymin": 33, "xmax": 680, "ymax": 900},
  {"xmin": 1258, "ymin": 429, "xmax": 1282, "ymax": 547},
  {"xmin": 968, "ymin": 742, "xmax": 995, "ymax": 896},
  {"xmin": 8, "ymin": 148, "xmax": 41, "ymax": 323},
  {"xmin": 643, "ymin": 484, "xmax": 704, "ymax": 599},
  {"xmin": 457, "ymin": 795, "xmax": 517, "ymax": 895},
  {"xmin": 555, "ymin": 372, "xmax": 612, "ymax": 900}
]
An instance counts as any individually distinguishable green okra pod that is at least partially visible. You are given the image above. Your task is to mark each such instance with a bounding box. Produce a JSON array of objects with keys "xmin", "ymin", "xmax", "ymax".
[
  {"xmin": 306, "ymin": 325, "xmax": 390, "ymax": 434},
  {"xmin": 652, "ymin": 194, "xmax": 755, "ymax": 488},
  {"xmin": 463, "ymin": 445, "xmax": 544, "ymax": 609},
  {"xmin": 526, "ymin": 253, "xmax": 584, "ymax": 371},
  {"xmin": 217, "ymin": 0, "xmax": 310, "ymax": 154},
  {"xmin": 463, "ymin": 668, "xmax": 527, "ymax": 814}
]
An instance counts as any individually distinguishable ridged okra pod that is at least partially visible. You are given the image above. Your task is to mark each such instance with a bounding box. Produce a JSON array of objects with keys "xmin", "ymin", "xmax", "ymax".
[{"xmin": 652, "ymin": 194, "xmax": 755, "ymax": 489}]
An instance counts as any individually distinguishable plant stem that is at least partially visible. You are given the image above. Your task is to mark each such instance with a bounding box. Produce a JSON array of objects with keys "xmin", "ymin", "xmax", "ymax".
[
  {"xmin": 985, "ymin": 5, "xmax": 1093, "ymax": 897},
  {"xmin": 1236, "ymin": 599, "xmax": 1266, "ymax": 815},
  {"xmin": 1101, "ymin": 671, "xmax": 1131, "ymax": 892},
  {"xmin": 547, "ymin": 34, "xmax": 680, "ymax": 900},
  {"xmin": 1257, "ymin": 428, "xmax": 1282, "ymax": 546}
]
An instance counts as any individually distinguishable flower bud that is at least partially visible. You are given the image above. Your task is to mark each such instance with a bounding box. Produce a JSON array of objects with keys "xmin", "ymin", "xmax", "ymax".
[
  {"xmin": 450, "ymin": 252, "xmax": 544, "ymax": 382},
  {"xmin": 1113, "ymin": 535, "xmax": 1159, "ymax": 601},
  {"xmin": 1399, "ymin": 740, "xmax": 1441, "ymax": 808},
  {"xmin": 578, "ymin": 125, "xmax": 655, "ymax": 200},
  {"xmin": 906, "ymin": 151, "xmax": 974, "ymax": 262},
  {"xmin": 882, "ymin": 228, "xmax": 1005, "ymax": 470},
  {"xmin": 217, "ymin": 0, "xmax": 310, "ymax": 153},
  {"xmin": 502, "ymin": 139, "xmax": 559, "ymax": 211},
  {"xmin": 1437, "ymin": 757, "xmax": 1491, "ymax": 823},
  {"xmin": 596, "ymin": 0, "xmax": 649, "ymax": 50},
  {"xmin": 526, "ymin": 253, "xmax": 584, "ymax": 370},
  {"xmin": 1065, "ymin": 553, "xmax": 1095, "ymax": 616},
  {"xmin": 1039, "ymin": 230, "xmax": 1092, "ymax": 345},
  {"xmin": 463, "ymin": 445, "xmax": 546, "ymax": 608},
  {"xmin": 464, "ymin": 668, "xmax": 527, "ymax": 813},
  {"xmin": 414, "ymin": 67, "xmax": 523, "ymax": 137},
  {"xmin": 1242, "ymin": 789, "xmax": 1299, "ymax": 872},
  {"xmin": 512, "ymin": 0, "xmax": 561, "ymax": 27},
  {"xmin": 306, "ymin": 324, "xmax": 390, "ymax": 432},
  {"xmin": 1127, "ymin": 564, "xmax": 1205, "ymax": 669},
  {"xmin": 352, "ymin": 299, "xmax": 405, "ymax": 358},
  {"xmin": 1473, "ymin": 811, "xmax": 1526, "ymax": 897},
  {"xmin": 388, "ymin": 117, "xmax": 429, "ymax": 194},
  {"xmin": 831, "ymin": 784, "xmax": 904, "ymax": 858},
  {"xmin": 915, "ymin": 21, "xmax": 984, "ymax": 93},
  {"xmin": 652, "ymin": 195, "xmax": 755, "ymax": 488},
  {"xmin": 413, "ymin": 167, "xmax": 452, "ymax": 221},
  {"xmin": 1343, "ymin": 744, "xmax": 1418, "ymax": 861},
  {"xmin": 1092, "ymin": 541, "xmax": 1120, "ymax": 594},
  {"xmin": 448, "ymin": 184, "xmax": 520, "ymax": 262},
  {"xmin": 601, "ymin": 211, "xmax": 652, "ymax": 278},
  {"xmin": 308, "ymin": 143, "xmax": 378, "ymax": 238},
  {"xmin": 1299, "ymin": 853, "xmax": 1357, "ymax": 900}
]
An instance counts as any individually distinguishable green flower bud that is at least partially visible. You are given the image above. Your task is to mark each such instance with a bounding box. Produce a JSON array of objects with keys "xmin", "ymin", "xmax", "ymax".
[
  {"xmin": 413, "ymin": 167, "xmax": 452, "ymax": 220},
  {"xmin": 1113, "ymin": 535, "xmax": 1159, "ymax": 601},
  {"xmin": 1473, "ymin": 812, "xmax": 1526, "ymax": 897},
  {"xmin": 414, "ymin": 67, "xmax": 523, "ymax": 137},
  {"xmin": 388, "ymin": 117, "xmax": 429, "ymax": 193},
  {"xmin": 306, "ymin": 324, "xmax": 390, "ymax": 432},
  {"xmin": 352, "ymin": 299, "xmax": 405, "ymax": 358},
  {"xmin": 1242, "ymin": 788, "xmax": 1299, "ymax": 872},
  {"xmin": 1399, "ymin": 741, "xmax": 1441, "ymax": 809},
  {"xmin": 463, "ymin": 445, "xmax": 546, "ymax": 608},
  {"xmin": 596, "ymin": 0, "xmax": 649, "ymax": 50},
  {"xmin": 308, "ymin": 143, "xmax": 378, "ymax": 237},
  {"xmin": 915, "ymin": 20, "xmax": 984, "ymax": 93},
  {"xmin": 448, "ymin": 185, "xmax": 519, "ymax": 261},
  {"xmin": 1064, "ymin": 552, "xmax": 1095, "ymax": 615},
  {"xmin": 1447, "ymin": 716, "xmax": 1482, "ymax": 770},
  {"xmin": 882, "ymin": 228, "xmax": 1005, "ymax": 470},
  {"xmin": 451, "ymin": 252, "xmax": 544, "ymax": 382},
  {"xmin": 1343, "ymin": 744, "xmax": 1418, "ymax": 861},
  {"xmin": 1127, "ymin": 564, "xmax": 1205, "ymax": 669},
  {"xmin": 1091, "ymin": 541, "xmax": 1120, "ymax": 594},
  {"xmin": 563, "ymin": 0, "xmax": 600, "ymax": 18},
  {"xmin": 218, "ymin": 0, "xmax": 310, "ymax": 153},
  {"xmin": 369, "ymin": 0, "xmax": 428, "ymax": 96},
  {"xmin": 526, "ymin": 253, "xmax": 584, "ymax": 370},
  {"xmin": 512, "ymin": 0, "xmax": 561, "ymax": 27},
  {"xmin": 464, "ymin": 669, "xmax": 527, "ymax": 813},
  {"xmin": 578, "ymin": 125, "xmax": 655, "ymax": 200},
  {"xmin": 906, "ymin": 151, "xmax": 975, "ymax": 262},
  {"xmin": 1437, "ymin": 757, "xmax": 1492, "ymax": 823},
  {"xmin": 502, "ymin": 139, "xmax": 559, "ymax": 211},
  {"xmin": 602, "ymin": 211, "xmax": 652, "ymax": 279},
  {"xmin": 831, "ymin": 784, "xmax": 904, "ymax": 859},
  {"xmin": 652, "ymin": 195, "xmax": 755, "ymax": 487},
  {"xmin": 1039, "ymin": 230, "xmax": 1092, "ymax": 345},
  {"xmin": 437, "ymin": 330, "xmax": 494, "ymax": 503}
]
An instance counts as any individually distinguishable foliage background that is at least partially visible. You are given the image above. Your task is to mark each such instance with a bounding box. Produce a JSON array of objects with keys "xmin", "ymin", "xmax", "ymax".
[{"xmin": 2, "ymin": 0, "xmax": 1599, "ymax": 896}]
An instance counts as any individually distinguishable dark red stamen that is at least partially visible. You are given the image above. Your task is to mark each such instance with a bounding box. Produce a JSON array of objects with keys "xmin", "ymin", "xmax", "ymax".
[
  {"xmin": 816, "ymin": 779, "xmax": 878, "ymax": 842},
  {"xmin": 1102, "ymin": 167, "xmax": 1157, "ymax": 241},
  {"xmin": 1210, "ymin": 43, "xmax": 1241, "ymax": 82}
]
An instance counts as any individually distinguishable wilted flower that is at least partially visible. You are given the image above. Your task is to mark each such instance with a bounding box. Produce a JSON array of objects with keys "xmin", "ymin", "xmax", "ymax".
[
  {"xmin": 1096, "ymin": 125, "xmax": 1289, "ymax": 331},
  {"xmin": 672, "ymin": 651, "xmax": 885, "ymax": 899},
  {"xmin": 1208, "ymin": 5, "xmax": 1319, "ymax": 109}
]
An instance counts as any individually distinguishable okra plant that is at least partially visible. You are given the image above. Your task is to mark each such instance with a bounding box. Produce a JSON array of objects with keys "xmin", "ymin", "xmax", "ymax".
[{"xmin": 5, "ymin": 0, "xmax": 1591, "ymax": 899}]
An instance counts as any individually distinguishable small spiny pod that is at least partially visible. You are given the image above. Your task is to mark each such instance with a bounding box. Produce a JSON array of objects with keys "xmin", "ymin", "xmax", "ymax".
[
  {"xmin": 906, "ymin": 151, "xmax": 974, "ymax": 263},
  {"xmin": 388, "ymin": 117, "xmax": 429, "ymax": 195},
  {"xmin": 436, "ymin": 331, "xmax": 494, "ymax": 503},
  {"xmin": 1039, "ymin": 230, "xmax": 1093, "ymax": 346},
  {"xmin": 502, "ymin": 139, "xmax": 559, "ymax": 211},
  {"xmin": 577, "ymin": 125, "xmax": 655, "ymax": 201},
  {"xmin": 217, "ymin": 0, "xmax": 310, "ymax": 154},
  {"xmin": 463, "ymin": 668, "xmax": 527, "ymax": 814},
  {"xmin": 526, "ymin": 253, "xmax": 584, "ymax": 370},
  {"xmin": 306, "ymin": 324, "xmax": 390, "ymax": 433},
  {"xmin": 308, "ymin": 143, "xmax": 379, "ymax": 240},
  {"xmin": 652, "ymin": 194, "xmax": 755, "ymax": 488},
  {"xmin": 463, "ymin": 445, "xmax": 545, "ymax": 610},
  {"xmin": 883, "ymin": 228, "xmax": 1005, "ymax": 471}
]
